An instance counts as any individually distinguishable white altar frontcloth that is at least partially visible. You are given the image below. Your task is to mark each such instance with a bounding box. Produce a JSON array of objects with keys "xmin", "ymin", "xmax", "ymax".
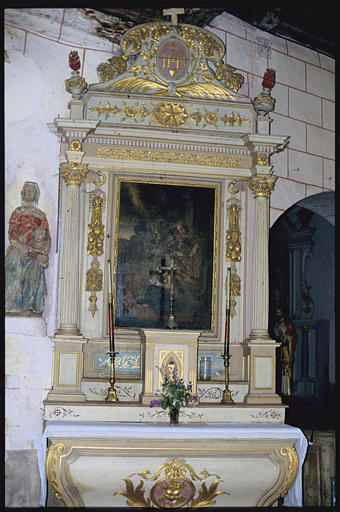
[{"xmin": 38, "ymin": 421, "xmax": 307, "ymax": 507}]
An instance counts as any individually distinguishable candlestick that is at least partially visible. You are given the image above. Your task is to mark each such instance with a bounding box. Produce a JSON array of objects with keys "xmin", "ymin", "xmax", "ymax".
[
  {"xmin": 107, "ymin": 259, "xmax": 115, "ymax": 353},
  {"xmin": 221, "ymin": 266, "xmax": 233, "ymax": 404},
  {"xmin": 106, "ymin": 259, "xmax": 118, "ymax": 402},
  {"xmin": 224, "ymin": 267, "xmax": 231, "ymax": 356}
]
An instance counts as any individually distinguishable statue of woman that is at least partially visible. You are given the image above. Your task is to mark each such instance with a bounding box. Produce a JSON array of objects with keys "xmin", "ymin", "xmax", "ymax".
[
  {"xmin": 274, "ymin": 306, "xmax": 297, "ymax": 396},
  {"xmin": 5, "ymin": 181, "xmax": 51, "ymax": 315}
]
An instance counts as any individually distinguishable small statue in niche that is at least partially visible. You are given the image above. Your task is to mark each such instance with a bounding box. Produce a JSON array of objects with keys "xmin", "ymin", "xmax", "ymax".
[
  {"xmin": 5, "ymin": 181, "xmax": 51, "ymax": 316},
  {"xmin": 274, "ymin": 306, "xmax": 297, "ymax": 396}
]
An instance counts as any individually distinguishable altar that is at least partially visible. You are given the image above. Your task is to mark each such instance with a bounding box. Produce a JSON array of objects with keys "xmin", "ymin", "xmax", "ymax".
[
  {"xmin": 40, "ymin": 421, "xmax": 307, "ymax": 507},
  {"xmin": 40, "ymin": 7, "xmax": 307, "ymax": 508}
]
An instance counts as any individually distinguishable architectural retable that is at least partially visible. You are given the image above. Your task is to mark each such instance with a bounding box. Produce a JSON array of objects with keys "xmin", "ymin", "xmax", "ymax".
[{"xmin": 42, "ymin": 10, "xmax": 305, "ymax": 508}]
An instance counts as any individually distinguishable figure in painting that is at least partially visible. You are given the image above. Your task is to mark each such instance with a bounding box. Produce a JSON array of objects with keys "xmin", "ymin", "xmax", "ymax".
[
  {"xmin": 5, "ymin": 181, "xmax": 51, "ymax": 315},
  {"xmin": 274, "ymin": 306, "xmax": 297, "ymax": 396}
]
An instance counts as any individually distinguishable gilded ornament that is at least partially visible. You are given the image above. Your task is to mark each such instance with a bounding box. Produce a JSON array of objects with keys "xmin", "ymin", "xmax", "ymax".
[
  {"xmin": 226, "ymin": 203, "xmax": 241, "ymax": 262},
  {"xmin": 86, "ymin": 263, "xmax": 103, "ymax": 292},
  {"xmin": 46, "ymin": 443, "xmax": 67, "ymax": 504},
  {"xmin": 248, "ymin": 175, "xmax": 278, "ymax": 198},
  {"xmin": 230, "ymin": 271, "xmax": 241, "ymax": 298},
  {"xmin": 220, "ymin": 111, "xmax": 249, "ymax": 128},
  {"xmin": 257, "ymin": 153, "xmax": 270, "ymax": 166},
  {"xmin": 69, "ymin": 139, "xmax": 82, "ymax": 152},
  {"xmin": 65, "ymin": 75, "xmax": 87, "ymax": 97},
  {"xmin": 114, "ymin": 457, "xmax": 230, "ymax": 508},
  {"xmin": 278, "ymin": 446, "xmax": 299, "ymax": 498},
  {"xmin": 153, "ymin": 102, "xmax": 189, "ymax": 127},
  {"xmin": 121, "ymin": 27, "xmax": 150, "ymax": 55},
  {"xmin": 95, "ymin": 146, "xmax": 241, "ymax": 168},
  {"xmin": 87, "ymin": 195, "xmax": 105, "ymax": 256},
  {"xmin": 225, "ymin": 73, "xmax": 244, "ymax": 93},
  {"xmin": 90, "ymin": 100, "xmax": 249, "ymax": 130},
  {"xmin": 60, "ymin": 162, "xmax": 88, "ymax": 186}
]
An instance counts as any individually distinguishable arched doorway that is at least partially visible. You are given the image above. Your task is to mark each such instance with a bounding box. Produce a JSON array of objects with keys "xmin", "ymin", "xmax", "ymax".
[{"xmin": 269, "ymin": 191, "xmax": 335, "ymax": 428}]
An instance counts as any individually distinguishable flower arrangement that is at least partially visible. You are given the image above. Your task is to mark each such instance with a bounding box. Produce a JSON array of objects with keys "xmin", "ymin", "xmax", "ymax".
[{"xmin": 150, "ymin": 366, "xmax": 198, "ymax": 423}]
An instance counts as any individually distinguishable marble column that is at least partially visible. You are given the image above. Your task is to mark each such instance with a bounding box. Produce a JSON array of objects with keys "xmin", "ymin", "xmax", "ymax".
[
  {"xmin": 57, "ymin": 161, "xmax": 88, "ymax": 335},
  {"xmin": 248, "ymin": 175, "xmax": 277, "ymax": 339}
]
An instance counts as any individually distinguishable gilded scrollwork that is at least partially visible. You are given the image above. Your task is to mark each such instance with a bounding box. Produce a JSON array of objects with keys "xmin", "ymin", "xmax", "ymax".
[
  {"xmin": 114, "ymin": 457, "xmax": 230, "ymax": 508},
  {"xmin": 95, "ymin": 146, "xmax": 241, "ymax": 168},
  {"xmin": 46, "ymin": 442, "xmax": 67, "ymax": 504},
  {"xmin": 90, "ymin": 99, "xmax": 249, "ymax": 130},
  {"xmin": 91, "ymin": 19, "xmax": 246, "ymax": 102}
]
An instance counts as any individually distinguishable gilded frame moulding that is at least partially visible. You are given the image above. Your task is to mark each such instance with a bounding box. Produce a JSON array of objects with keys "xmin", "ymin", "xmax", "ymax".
[{"xmin": 112, "ymin": 178, "xmax": 218, "ymax": 332}]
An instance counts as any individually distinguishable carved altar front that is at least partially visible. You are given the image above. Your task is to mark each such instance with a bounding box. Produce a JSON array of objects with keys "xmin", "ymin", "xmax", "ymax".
[{"xmin": 40, "ymin": 10, "xmax": 305, "ymax": 508}]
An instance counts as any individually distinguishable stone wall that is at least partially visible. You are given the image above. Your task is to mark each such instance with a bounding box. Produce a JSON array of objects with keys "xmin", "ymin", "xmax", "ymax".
[{"xmin": 4, "ymin": 8, "xmax": 335, "ymax": 507}]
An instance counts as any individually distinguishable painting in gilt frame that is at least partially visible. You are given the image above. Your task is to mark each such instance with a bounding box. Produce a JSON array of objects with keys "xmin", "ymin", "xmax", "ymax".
[{"xmin": 114, "ymin": 179, "xmax": 217, "ymax": 330}]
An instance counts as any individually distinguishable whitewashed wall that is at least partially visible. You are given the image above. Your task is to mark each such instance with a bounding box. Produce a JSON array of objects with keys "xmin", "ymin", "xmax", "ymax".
[
  {"xmin": 207, "ymin": 12, "xmax": 335, "ymax": 226},
  {"xmin": 4, "ymin": 8, "xmax": 335, "ymax": 507}
]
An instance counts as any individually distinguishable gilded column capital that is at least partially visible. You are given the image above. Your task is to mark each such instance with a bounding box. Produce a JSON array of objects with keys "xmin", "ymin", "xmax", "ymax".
[
  {"xmin": 248, "ymin": 175, "xmax": 278, "ymax": 198},
  {"xmin": 60, "ymin": 162, "xmax": 88, "ymax": 186}
]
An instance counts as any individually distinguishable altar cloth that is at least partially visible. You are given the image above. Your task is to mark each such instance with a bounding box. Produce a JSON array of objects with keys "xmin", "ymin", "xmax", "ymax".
[{"xmin": 39, "ymin": 421, "xmax": 307, "ymax": 507}]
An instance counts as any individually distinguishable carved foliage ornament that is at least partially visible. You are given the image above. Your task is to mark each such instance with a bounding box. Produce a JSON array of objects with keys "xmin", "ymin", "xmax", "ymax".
[
  {"xmin": 90, "ymin": 100, "xmax": 250, "ymax": 130},
  {"xmin": 60, "ymin": 162, "xmax": 88, "ymax": 186},
  {"xmin": 90, "ymin": 20, "xmax": 246, "ymax": 102},
  {"xmin": 226, "ymin": 201, "xmax": 241, "ymax": 263},
  {"xmin": 248, "ymin": 176, "xmax": 278, "ymax": 198},
  {"xmin": 114, "ymin": 457, "xmax": 230, "ymax": 508},
  {"xmin": 86, "ymin": 190, "xmax": 106, "ymax": 316}
]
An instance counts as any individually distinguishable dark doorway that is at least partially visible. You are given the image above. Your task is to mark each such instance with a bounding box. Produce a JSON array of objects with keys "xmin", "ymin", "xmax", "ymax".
[{"xmin": 269, "ymin": 192, "xmax": 335, "ymax": 429}]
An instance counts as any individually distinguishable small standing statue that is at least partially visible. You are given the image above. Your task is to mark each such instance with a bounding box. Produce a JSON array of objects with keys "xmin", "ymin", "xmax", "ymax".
[
  {"xmin": 5, "ymin": 181, "xmax": 51, "ymax": 316},
  {"xmin": 274, "ymin": 306, "xmax": 297, "ymax": 396}
]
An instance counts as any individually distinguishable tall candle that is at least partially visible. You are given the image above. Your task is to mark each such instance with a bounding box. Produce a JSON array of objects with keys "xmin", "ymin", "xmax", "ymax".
[
  {"xmin": 224, "ymin": 267, "xmax": 231, "ymax": 357},
  {"xmin": 107, "ymin": 260, "xmax": 114, "ymax": 353}
]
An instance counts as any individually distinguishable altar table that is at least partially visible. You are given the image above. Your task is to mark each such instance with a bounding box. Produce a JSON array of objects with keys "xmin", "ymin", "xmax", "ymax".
[{"xmin": 39, "ymin": 421, "xmax": 307, "ymax": 507}]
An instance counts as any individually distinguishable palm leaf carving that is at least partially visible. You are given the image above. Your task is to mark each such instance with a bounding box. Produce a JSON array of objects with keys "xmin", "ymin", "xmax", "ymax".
[
  {"xmin": 114, "ymin": 477, "xmax": 150, "ymax": 507},
  {"xmin": 190, "ymin": 479, "xmax": 230, "ymax": 508},
  {"xmin": 177, "ymin": 83, "xmax": 236, "ymax": 101},
  {"xmin": 108, "ymin": 77, "xmax": 167, "ymax": 95}
]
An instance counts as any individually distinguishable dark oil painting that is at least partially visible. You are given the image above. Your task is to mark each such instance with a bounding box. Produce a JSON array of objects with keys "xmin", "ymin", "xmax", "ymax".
[{"xmin": 114, "ymin": 180, "xmax": 217, "ymax": 330}]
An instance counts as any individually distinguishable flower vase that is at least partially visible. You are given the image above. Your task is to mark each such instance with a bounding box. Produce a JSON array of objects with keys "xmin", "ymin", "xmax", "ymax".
[{"xmin": 169, "ymin": 407, "xmax": 179, "ymax": 425}]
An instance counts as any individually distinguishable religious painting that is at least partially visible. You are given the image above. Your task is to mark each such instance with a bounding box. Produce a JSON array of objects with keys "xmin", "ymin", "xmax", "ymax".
[{"xmin": 114, "ymin": 179, "xmax": 217, "ymax": 330}]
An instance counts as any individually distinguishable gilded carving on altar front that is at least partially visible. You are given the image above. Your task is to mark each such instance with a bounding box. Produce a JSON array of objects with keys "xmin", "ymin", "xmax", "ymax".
[{"xmin": 114, "ymin": 457, "xmax": 230, "ymax": 508}]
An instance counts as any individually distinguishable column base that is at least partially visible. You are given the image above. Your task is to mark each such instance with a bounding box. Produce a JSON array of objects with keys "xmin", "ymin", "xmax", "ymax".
[
  {"xmin": 246, "ymin": 393, "xmax": 282, "ymax": 404},
  {"xmin": 54, "ymin": 327, "xmax": 83, "ymax": 338},
  {"xmin": 45, "ymin": 390, "xmax": 86, "ymax": 403}
]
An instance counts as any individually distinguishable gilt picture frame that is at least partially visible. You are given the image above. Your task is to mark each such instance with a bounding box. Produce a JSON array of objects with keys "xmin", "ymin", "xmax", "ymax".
[{"xmin": 113, "ymin": 179, "xmax": 217, "ymax": 331}]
